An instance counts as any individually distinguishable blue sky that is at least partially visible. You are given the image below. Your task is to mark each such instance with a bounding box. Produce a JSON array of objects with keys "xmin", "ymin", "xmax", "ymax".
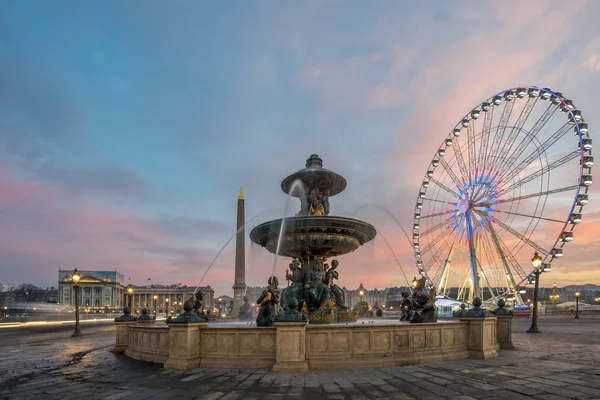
[{"xmin": 1, "ymin": 1, "xmax": 599, "ymax": 296}]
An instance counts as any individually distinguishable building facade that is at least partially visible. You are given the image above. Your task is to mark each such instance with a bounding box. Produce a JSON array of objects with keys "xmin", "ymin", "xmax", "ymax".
[
  {"xmin": 125, "ymin": 285, "xmax": 215, "ymax": 315},
  {"xmin": 345, "ymin": 283, "xmax": 388, "ymax": 308},
  {"xmin": 58, "ymin": 270, "xmax": 125, "ymax": 310}
]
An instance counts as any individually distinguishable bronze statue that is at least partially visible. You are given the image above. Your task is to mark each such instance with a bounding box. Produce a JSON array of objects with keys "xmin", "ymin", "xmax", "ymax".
[
  {"xmin": 275, "ymin": 298, "xmax": 308, "ymax": 322},
  {"xmin": 325, "ymin": 260, "xmax": 345, "ymax": 309},
  {"xmin": 238, "ymin": 295, "xmax": 254, "ymax": 320},
  {"xmin": 282, "ymin": 259, "xmax": 305, "ymax": 309},
  {"xmin": 408, "ymin": 277, "xmax": 437, "ymax": 323},
  {"xmin": 305, "ymin": 259, "xmax": 331, "ymax": 310},
  {"xmin": 256, "ymin": 276, "xmax": 281, "ymax": 327},
  {"xmin": 399, "ymin": 291, "xmax": 411, "ymax": 321}
]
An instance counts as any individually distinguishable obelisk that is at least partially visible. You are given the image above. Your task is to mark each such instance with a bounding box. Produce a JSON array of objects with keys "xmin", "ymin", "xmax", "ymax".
[{"xmin": 231, "ymin": 188, "xmax": 246, "ymax": 318}]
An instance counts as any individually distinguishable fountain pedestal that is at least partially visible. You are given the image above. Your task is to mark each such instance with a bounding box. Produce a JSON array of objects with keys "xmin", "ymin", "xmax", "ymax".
[
  {"xmin": 272, "ymin": 322, "xmax": 309, "ymax": 372},
  {"xmin": 250, "ymin": 155, "xmax": 376, "ymax": 324},
  {"xmin": 164, "ymin": 322, "xmax": 208, "ymax": 369}
]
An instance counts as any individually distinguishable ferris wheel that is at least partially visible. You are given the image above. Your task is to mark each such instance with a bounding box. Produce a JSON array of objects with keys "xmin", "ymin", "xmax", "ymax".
[{"xmin": 412, "ymin": 86, "xmax": 593, "ymax": 304}]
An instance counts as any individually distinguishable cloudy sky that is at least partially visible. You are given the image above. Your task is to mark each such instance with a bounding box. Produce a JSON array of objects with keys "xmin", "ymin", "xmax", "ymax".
[{"xmin": 1, "ymin": 0, "xmax": 598, "ymax": 296}]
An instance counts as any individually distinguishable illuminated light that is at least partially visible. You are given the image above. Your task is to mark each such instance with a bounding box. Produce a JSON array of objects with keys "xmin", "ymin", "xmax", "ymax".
[
  {"xmin": 531, "ymin": 252, "xmax": 542, "ymax": 268},
  {"xmin": 583, "ymin": 156, "xmax": 593, "ymax": 168},
  {"xmin": 492, "ymin": 95, "xmax": 502, "ymax": 105},
  {"xmin": 528, "ymin": 88, "xmax": 540, "ymax": 98},
  {"xmin": 582, "ymin": 138, "xmax": 592, "ymax": 151},
  {"xmin": 569, "ymin": 109, "xmax": 582, "ymax": 121},
  {"xmin": 581, "ymin": 175, "xmax": 592, "ymax": 186},
  {"xmin": 570, "ymin": 213, "xmax": 582, "ymax": 224},
  {"xmin": 471, "ymin": 110, "xmax": 480, "ymax": 119},
  {"xmin": 461, "ymin": 118, "xmax": 469, "ymax": 127},
  {"xmin": 551, "ymin": 248, "xmax": 563, "ymax": 258},
  {"xmin": 519, "ymin": 289, "xmax": 526, "ymax": 294},
  {"xmin": 432, "ymin": 159, "xmax": 440, "ymax": 167},
  {"xmin": 416, "ymin": 202, "xmax": 423, "ymax": 209},
  {"xmin": 577, "ymin": 122, "xmax": 588, "ymax": 135},
  {"xmin": 577, "ymin": 194, "xmax": 588, "ymax": 205},
  {"xmin": 413, "ymin": 223, "xmax": 420, "ymax": 230},
  {"xmin": 419, "ymin": 191, "xmax": 426, "ymax": 199},
  {"xmin": 413, "ymin": 233, "xmax": 419, "ymax": 240},
  {"xmin": 541, "ymin": 88, "xmax": 552, "ymax": 100},
  {"xmin": 445, "ymin": 138, "xmax": 453, "ymax": 147},
  {"xmin": 422, "ymin": 181, "xmax": 429, "ymax": 188},
  {"xmin": 542, "ymin": 263, "xmax": 552, "ymax": 272},
  {"xmin": 560, "ymin": 231, "xmax": 574, "ymax": 242},
  {"xmin": 426, "ymin": 170, "xmax": 434, "ymax": 178},
  {"xmin": 438, "ymin": 149, "xmax": 445, "ymax": 157},
  {"xmin": 551, "ymin": 96, "xmax": 561, "ymax": 106},
  {"xmin": 453, "ymin": 128, "xmax": 461, "ymax": 137},
  {"xmin": 413, "ymin": 242, "xmax": 420, "ymax": 249}
]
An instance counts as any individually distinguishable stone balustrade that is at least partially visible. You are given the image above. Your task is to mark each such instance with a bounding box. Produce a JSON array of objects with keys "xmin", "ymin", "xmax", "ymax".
[
  {"xmin": 125, "ymin": 324, "xmax": 170, "ymax": 364},
  {"xmin": 116, "ymin": 316, "xmax": 510, "ymax": 371}
]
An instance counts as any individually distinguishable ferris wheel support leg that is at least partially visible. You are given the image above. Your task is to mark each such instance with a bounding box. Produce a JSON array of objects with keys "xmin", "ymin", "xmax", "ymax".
[
  {"xmin": 465, "ymin": 212, "xmax": 480, "ymax": 300},
  {"xmin": 486, "ymin": 219, "xmax": 523, "ymax": 304}
]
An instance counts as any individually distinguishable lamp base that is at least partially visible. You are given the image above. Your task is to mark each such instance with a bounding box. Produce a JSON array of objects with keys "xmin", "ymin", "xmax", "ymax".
[
  {"xmin": 526, "ymin": 325, "xmax": 540, "ymax": 333},
  {"xmin": 72, "ymin": 329, "xmax": 83, "ymax": 337}
]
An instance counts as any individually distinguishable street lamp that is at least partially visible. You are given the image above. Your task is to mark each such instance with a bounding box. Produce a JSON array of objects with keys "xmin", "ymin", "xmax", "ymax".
[
  {"xmin": 412, "ymin": 277, "xmax": 418, "ymax": 289},
  {"xmin": 165, "ymin": 298, "xmax": 169, "ymax": 319},
  {"xmin": 359, "ymin": 290, "xmax": 364, "ymax": 302},
  {"xmin": 574, "ymin": 291, "xmax": 581, "ymax": 319},
  {"xmin": 527, "ymin": 251, "xmax": 543, "ymax": 333},
  {"xmin": 550, "ymin": 282, "xmax": 559, "ymax": 314},
  {"xmin": 153, "ymin": 294, "xmax": 158, "ymax": 317},
  {"xmin": 71, "ymin": 268, "xmax": 83, "ymax": 337},
  {"xmin": 127, "ymin": 285, "xmax": 133, "ymax": 308}
]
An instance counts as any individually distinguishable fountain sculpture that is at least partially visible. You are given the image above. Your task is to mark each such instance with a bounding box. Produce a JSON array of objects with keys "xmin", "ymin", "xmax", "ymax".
[{"xmin": 250, "ymin": 154, "xmax": 376, "ymax": 323}]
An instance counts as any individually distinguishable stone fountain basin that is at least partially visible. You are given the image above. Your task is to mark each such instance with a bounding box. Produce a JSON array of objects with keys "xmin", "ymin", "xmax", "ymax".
[{"xmin": 250, "ymin": 216, "xmax": 376, "ymax": 258}]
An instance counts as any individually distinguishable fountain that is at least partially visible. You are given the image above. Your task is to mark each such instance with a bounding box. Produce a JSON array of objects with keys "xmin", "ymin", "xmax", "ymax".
[
  {"xmin": 116, "ymin": 153, "xmax": 511, "ymax": 370},
  {"xmin": 250, "ymin": 154, "xmax": 376, "ymax": 323}
]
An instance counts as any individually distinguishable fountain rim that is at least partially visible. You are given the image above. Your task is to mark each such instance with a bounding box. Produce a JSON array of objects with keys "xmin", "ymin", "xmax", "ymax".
[{"xmin": 249, "ymin": 215, "xmax": 377, "ymax": 246}]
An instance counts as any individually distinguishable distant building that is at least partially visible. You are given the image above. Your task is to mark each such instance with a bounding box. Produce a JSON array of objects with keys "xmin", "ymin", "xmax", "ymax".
[
  {"xmin": 58, "ymin": 269, "xmax": 125, "ymax": 310},
  {"xmin": 0, "ymin": 284, "xmax": 8, "ymax": 292},
  {"xmin": 127, "ymin": 284, "xmax": 215, "ymax": 316},
  {"xmin": 0, "ymin": 287, "xmax": 58, "ymax": 308},
  {"xmin": 245, "ymin": 286, "xmax": 266, "ymax": 305},
  {"xmin": 215, "ymin": 295, "xmax": 233, "ymax": 315},
  {"xmin": 345, "ymin": 283, "xmax": 387, "ymax": 308}
]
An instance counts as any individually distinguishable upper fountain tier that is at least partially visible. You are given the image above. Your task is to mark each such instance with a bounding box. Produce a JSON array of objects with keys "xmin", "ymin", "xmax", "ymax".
[
  {"xmin": 249, "ymin": 154, "xmax": 376, "ymax": 259},
  {"xmin": 280, "ymin": 154, "xmax": 347, "ymax": 199}
]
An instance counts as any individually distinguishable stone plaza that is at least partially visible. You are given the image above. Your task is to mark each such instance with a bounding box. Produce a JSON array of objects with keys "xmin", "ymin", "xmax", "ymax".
[{"xmin": 1, "ymin": 315, "xmax": 599, "ymax": 399}]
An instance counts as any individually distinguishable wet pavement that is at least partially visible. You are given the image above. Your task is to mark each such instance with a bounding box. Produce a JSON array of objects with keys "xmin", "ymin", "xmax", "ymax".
[{"xmin": 1, "ymin": 315, "xmax": 599, "ymax": 400}]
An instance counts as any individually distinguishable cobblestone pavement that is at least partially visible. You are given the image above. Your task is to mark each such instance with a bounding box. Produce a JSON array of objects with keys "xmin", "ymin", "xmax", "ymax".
[{"xmin": 1, "ymin": 316, "xmax": 599, "ymax": 400}]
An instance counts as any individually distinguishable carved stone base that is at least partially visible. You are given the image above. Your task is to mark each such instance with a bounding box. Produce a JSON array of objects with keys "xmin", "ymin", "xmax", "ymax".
[
  {"xmin": 112, "ymin": 321, "xmax": 138, "ymax": 353},
  {"xmin": 496, "ymin": 315, "xmax": 514, "ymax": 349},
  {"xmin": 273, "ymin": 322, "xmax": 308, "ymax": 372},
  {"xmin": 164, "ymin": 322, "xmax": 208, "ymax": 370},
  {"xmin": 459, "ymin": 316, "xmax": 498, "ymax": 359},
  {"xmin": 272, "ymin": 360, "xmax": 309, "ymax": 373}
]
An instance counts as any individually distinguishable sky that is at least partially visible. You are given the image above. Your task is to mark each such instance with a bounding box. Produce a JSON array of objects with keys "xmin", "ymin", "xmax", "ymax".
[{"xmin": 0, "ymin": 0, "xmax": 599, "ymax": 297}]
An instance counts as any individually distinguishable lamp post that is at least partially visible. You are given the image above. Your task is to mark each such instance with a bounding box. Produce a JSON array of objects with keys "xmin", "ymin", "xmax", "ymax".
[
  {"xmin": 550, "ymin": 283, "xmax": 559, "ymax": 314},
  {"xmin": 527, "ymin": 251, "xmax": 543, "ymax": 333},
  {"xmin": 127, "ymin": 285, "xmax": 133, "ymax": 309},
  {"xmin": 165, "ymin": 298, "xmax": 169, "ymax": 319},
  {"xmin": 574, "ymin": 291, "xmax": 580, "ymax": 319},
  {"xmin": 71, "ymin": 268, "xmax": 83, "ymax": 337},
  {"xmin": 153, "ymin": 294, "xmax": 157, "ymax": 318},
  {"xmin": 359, "ymin": 290, "xmax": 364, "ymax": 302}
]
